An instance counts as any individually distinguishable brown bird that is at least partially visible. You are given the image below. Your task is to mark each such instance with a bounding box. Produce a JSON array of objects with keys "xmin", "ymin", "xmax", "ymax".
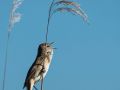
[{"xmin": 23, "ymin": 43, "xmax": 54, "ymax": 90}]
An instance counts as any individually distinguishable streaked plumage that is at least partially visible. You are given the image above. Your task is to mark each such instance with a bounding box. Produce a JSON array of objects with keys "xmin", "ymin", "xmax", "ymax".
[{"xmin": 23, "ymin": 43, "xmax": 53, "ymax": 90}]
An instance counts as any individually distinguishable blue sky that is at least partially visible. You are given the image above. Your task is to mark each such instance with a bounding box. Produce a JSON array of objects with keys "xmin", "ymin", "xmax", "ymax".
[{"xmin": 0, "ymin": 0, "xmax": 120, "ymax": 90}]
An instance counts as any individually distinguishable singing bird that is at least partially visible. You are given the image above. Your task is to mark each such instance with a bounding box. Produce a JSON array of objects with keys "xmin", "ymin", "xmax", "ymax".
[{"xmin": 23, "ymin": 43, "xmax": 54, "ymax": 90}]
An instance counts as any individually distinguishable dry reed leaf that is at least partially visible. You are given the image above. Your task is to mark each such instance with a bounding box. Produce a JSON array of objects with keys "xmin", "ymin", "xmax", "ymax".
[
  {"xmin": 50, "ymin": 0, "xmax": 88, "ymax": 22},
  {"xmin": 53, "ymin": 7, "xmax": 88, "ymax": 22},
  {"xmin": 54, "ymin": 0, "xmax": 80, "ymax": 9}
]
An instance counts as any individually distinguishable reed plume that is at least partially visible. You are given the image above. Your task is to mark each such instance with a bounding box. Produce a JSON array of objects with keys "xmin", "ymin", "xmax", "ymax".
[
  {"xmin": 2, "ymin": 0, "xmax": 23, "ymax": 90},
  {"xmin": 45, "ymin": 0, "xmax": 88, "ymax": 43}
]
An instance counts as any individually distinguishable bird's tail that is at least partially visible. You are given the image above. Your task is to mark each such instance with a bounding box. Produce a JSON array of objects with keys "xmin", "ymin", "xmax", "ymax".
[
  {"xmin": 23, "ymin": 82, "xmax": 35, "ymax": 90},
  {"xmin": 23, "ymin": 81, "xmax": 26, "ymax": 89}
]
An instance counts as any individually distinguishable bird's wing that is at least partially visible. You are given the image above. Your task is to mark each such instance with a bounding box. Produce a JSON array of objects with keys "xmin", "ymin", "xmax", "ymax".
[{"xmin": 23, "ymin": 56, "xmax": 45, "ymax": 88}]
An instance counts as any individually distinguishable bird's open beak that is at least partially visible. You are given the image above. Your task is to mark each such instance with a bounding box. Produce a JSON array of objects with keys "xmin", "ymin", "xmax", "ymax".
[
  {"xmin": 50, "ymin": 42, "xmax": 55, "ymax": 45},
  {"xmin": 49, "ymin": 42, "xmax": 57, "ymax": 49},
  {"xmin": 53, "ymin": 47, "xmax": 57, "ymax": 50}
]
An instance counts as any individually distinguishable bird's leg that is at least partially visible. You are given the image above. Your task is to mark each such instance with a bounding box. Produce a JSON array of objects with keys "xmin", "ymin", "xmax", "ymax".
[{"xmin": 40, "ymin": 74, "xmax": 44, "ymax": 90}]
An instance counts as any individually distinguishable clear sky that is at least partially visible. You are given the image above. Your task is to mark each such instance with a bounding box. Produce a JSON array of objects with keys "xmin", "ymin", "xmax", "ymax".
[{"xmin": 0, "ymin": 0, "xmax": 120, "ymax": 90}]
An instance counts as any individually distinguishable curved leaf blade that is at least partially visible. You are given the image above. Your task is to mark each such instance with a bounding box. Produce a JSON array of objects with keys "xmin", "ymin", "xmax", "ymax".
[
  {"xmin": 54, "ymin": 0, "xmax": 80, "ymax": 9},
  {"xmin": 53, "ymin": 7, "xmax": 88, "ymax": 22}
]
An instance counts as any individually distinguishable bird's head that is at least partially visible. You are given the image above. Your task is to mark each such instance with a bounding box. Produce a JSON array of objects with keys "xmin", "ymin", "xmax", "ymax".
[{"xmin": 38, "ymin": 42, "xmax": 55, "ymax": 56}]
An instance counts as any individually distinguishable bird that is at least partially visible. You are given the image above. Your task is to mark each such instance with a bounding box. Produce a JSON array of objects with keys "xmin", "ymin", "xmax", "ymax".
[{"xmin": 23, "ymin": 43, "xmax": 54, "ymax": 90}]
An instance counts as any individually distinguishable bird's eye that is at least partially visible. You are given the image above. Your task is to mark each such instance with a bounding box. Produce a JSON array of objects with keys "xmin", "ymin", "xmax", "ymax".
[{"xmin": 47, "ymin": 45, "xmax": 50, "ymax": 47}]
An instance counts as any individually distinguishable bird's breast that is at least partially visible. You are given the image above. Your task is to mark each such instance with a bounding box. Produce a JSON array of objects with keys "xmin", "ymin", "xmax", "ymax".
[{"xmin": 34, "ymin": 51, "xmax": 53, "ymax": 82}]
